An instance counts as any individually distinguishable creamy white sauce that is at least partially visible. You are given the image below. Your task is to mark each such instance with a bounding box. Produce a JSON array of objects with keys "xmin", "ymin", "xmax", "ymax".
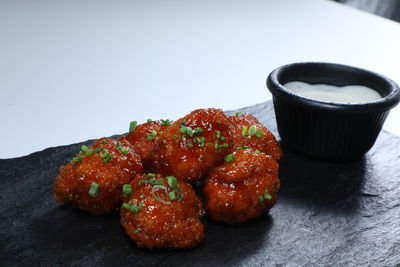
[{"xmin": 283, "ymin": 81, "xmax": 382, "ymax": 104}]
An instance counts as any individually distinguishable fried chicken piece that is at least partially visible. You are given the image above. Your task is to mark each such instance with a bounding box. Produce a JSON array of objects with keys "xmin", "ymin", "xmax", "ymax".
[
  {"xmin": 152, "ymin": 108, "xmax": 232, "ymax": 182},
  {"xmin": 54, "ymin": 138, "xmax": 143, "ymax": 215},
  {"xmin": 228, "ymin": 113, "xmax": 281, "ymax": 160},
  {"xmin": 122, "ymin": 120, "xmax": 171, "ymax": 171},
  {"xmin": 203, "ymin": 149, "xmax": 279, "ymax": 224},
  {"xmin": 120, "ymin": 173, "xmax": 204, "ymax": 249}
]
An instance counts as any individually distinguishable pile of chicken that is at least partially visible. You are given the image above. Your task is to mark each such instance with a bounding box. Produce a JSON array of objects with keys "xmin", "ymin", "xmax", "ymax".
[{"xmin": 54, "ymin": 108, "xmax": 281, "ymax": 249}]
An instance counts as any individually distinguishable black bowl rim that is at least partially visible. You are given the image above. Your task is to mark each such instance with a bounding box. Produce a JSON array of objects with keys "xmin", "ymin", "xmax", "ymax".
[{"xmin": 267, "ymin": 62, "xmax": 400, "ymax": 113}]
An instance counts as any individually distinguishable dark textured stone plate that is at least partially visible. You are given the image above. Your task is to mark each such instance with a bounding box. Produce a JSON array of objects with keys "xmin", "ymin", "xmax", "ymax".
[{"xmin": 1, "ymin": 101, "xmax": 400, "ymax": 266}]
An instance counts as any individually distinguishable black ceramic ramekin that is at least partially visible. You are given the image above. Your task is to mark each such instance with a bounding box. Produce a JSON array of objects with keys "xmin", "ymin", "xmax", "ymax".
[{"xmin": 267, "ymin": 62, "xmax": 400, "ymax": 160}]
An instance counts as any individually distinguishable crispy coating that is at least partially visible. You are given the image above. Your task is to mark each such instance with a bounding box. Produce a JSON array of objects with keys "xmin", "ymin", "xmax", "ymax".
[
  {"xmin": 203, "ymin": 149, "xmax": 280, "ymax": 224},
  {"xmin": 122, "ymin": 120, "xmax": 170, "ymax": 171},
  {"xmin": 120, "ymin": 173, "xmax": 204, "ymax": 249},
  {"xmin": 54, "ymin": 138, "xmax": 143, "ymax": 215},
  {"xmin": 152, "ymin": 108, "xmax": 232, "ymax": 182},
  {"xmin": 228, "ymin": 113, "xmax": 281, "ymax": 161}
]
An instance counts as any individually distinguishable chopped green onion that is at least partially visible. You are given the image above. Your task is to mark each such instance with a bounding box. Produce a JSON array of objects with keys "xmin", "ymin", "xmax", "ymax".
[
  {"xmin": 186, "ymin": 127, "xmax": 194, "ymax": 137},
  {"xmin": 173, "ymin": 134, "xmax": 179, "ymax": 140},
  {"xmin": 187, "ymin": 141, "xmax": 193, "ymax": 148},
  {"xmin": 81, "ymin": 145, "xmax": 94, "ymax": 156},
  {"xmin": 101, "ymin": 140, "xmax": 108, "ymax": 144},
  {"xmin": 221, "ymin": 136, "xmax": 225, "ymax": 141},
  {"xmin": 152, "ymin": 185, "xmax": 171, "ymax": 205},
  {"xmin": 255, "ymin": 149, "xmax": 261, "ymax": 153},
  {"xmin": 168, "ymin": 190, "xmax": 176, "ymax": 200},
  {"xmin": 70, "ymin": 155, "xmax": 83, "ymax": 163},
  {"xmin": 167, "ymin": 176, "xmax": 177, "ymax": 189},
  {"xmin": 139, "ymin": 193, "xmax": 145, "ymax": 198},
  {"xmin": 194, "ymin": 127, "xmax": 204, "ymax": 135},
  {"xmin": 133, "ymin": 228, "xmax": 140, "ymax": 235},
  {"xmin": 218, "ymin": 143, "xmax": 229, "ymax": 148},
  {"xmin": 259, "ymin": 189, "xmax": 272, "ymax": 204},
  {"xmin": 241, "ymin": 126, "xmax": 248, "ymax": 137},
  {"xmin": 196, "ymin": 136, "xmax": 206, "ymax": 147},
  {"xmin": 147, "ymin": 173, "xmax": 155, "ymax": 178},
  {"xmin": 255, "ymin": 130, "xmax": 263, "ymax": 138},
  {"xmin": 138, "ymin": 177, "xmax": 163, "ymax": 186},
  {"xmin": 235, "ymin": 112, "xmax": 241, "ymax": 117},
  {"xmin": 180, "ymin": 120, "xmax": 186, "ymax": 126},
  {"xmin": 235, "ymin": 146, "xmax": 250, "ymax": 150},
  {"xmin": 129, "ymin": 121, "xmax": 138, "ymax": 133},
  {"xmin": 116, "ymin": 141, "xmax": 129, "ymax": 155},
  {"xmin": 214, "ymin": 142, "xmax": 219, "ymax": 150},
  {"xmin": 215, "ymin": 130, "xmax": 221, "ymax": 139},
  {"xmin": 147, "ymin": 119, "xmax": 153, "ymax": 123},
  {"xmin": 224, "ymin": 153, "xmax": 235, "ymax": 162},
  {"xmin": 94, "ymin": 148, "xmax": 104, "ymax": 153},
  {"xmin": 249, "ymin": 125, "xmax": 257, "ymax": 136},
  {"xmin": 146, "ymin": 130, "xmax": 157, "ymax": 140},
  {"xmin": 104, "ymin": 154, "xmax": 112, "ymax": 163},
  {"xmin": 88, "ymin": 182, "xmax": 99, "ymax": 197},
  {"xmin": 122, "ymin": 184, "xmax": 133, "ymax": 197},
  {"xmin": 160, "ymin": 119, "xmax": 172, "ymax": 126},
  {"xmin": 122, "ymin": 201, "xmax": 142, "ymax": 213},
  {"xmin": 180, "ymin": 126, "xmax": 187, "ymax": 134}
]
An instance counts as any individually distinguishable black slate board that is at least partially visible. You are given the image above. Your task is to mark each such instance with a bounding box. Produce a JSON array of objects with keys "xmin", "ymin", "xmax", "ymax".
[{"xmin": 1, "ymin": 101, "xmax": 400, "ymax": 267}]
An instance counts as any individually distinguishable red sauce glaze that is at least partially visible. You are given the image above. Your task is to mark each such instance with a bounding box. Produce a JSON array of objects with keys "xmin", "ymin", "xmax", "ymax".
[
  {"xmin": 227, "ymin": 113, "xmax": 282, "ymax": 161},
  {"xmin": 152, "ymin": 108, "xmax": 232, "ymax": 182},
  {"xmin": 54, "ymin": 138, "xmax": 143, "ymax": 215},
  {"xmin": 122, "ymin": 120, "xmax": 170, "ymax": 172},
  {"xmin": 120, "ymin": 173, "xmax": 204, "ymax": 249},
  {"xmin": 203, "ymin": 149, "xmax": 280, "ymax": 225}
]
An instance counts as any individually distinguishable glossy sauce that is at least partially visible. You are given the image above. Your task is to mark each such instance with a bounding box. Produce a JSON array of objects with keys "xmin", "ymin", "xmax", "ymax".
[{"xmin": 284, "ymin": 81, "xmax": 382, "ymax": 104}]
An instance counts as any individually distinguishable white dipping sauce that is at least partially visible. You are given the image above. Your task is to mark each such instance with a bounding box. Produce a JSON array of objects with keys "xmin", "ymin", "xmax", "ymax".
[{"xmin": 283, "ymin": 81, "xmax": 382, "ymax": 104}]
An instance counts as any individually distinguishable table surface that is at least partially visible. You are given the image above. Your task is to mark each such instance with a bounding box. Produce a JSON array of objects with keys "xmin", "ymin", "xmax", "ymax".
[{"xmin": 1, "ymin": 0, "xmax": 400, "ymax": 159}]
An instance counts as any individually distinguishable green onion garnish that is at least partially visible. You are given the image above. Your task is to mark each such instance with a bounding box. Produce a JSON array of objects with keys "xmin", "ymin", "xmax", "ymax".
[
  {"xmin": 147, "ymin": 173, "xmax": 155, "ymax": 178},
  {"xmin": 167, "ymin": 176, "xmax": 177, "ymax": 189},
  {"xmin": 255, "ymin": 149, "xmax": 261, "ymax": 153},
  {"xmin": 101, "ymin": 140, "xmax": 108, "ymax": 144},
  {"xmin": 215, "ymin": 130, "xmax": 221, "ymax": 139},
  {"xmin": 186, "ymin": 127, "xmax": 194, "ymax": 137},
  {"xmin": 116, "ymin": 141, "xmax": 129, "ymax": 155},
  {"xmin": 241, "ymin": 126, "xmax": 248, "ymax": 137},
  {"xmin": 70, "ymin": 155, "xmax": 83, "ymax": 163},
  {"xmin": 147, "ymin": 119, "xmax": 153, "ymax": 123},
  {"xmin": 104, "ymin": 154, "xmax": 112, "ymax": 163},
  {"xmin": 235, "ymin": 146, "xmax": 250, "ymax": 150},
  {"xmin": 139, "ymin": 193, "xmax": 145, "ymax": 198},
  {"xmin": 187, "ymin": 141, "xmax": 193, "ymax": 148},
  {"xmin": 214, "ymin": 142, "xmax": 219, "ymax": 150},
  {"xmin": 122, "ymin": 201, "xmax": 142, "ymax": 213},
  {"xmin": 264, "ymin": 189, "xmax": 272, "ymax": 200},
  {"xmin": 160, "ymin": 119, "xmax": 172, "ymax": 126},
  {"xmin": 196, "ymin": 136, "xmax": 206, "ymax": 147},
  {"xmin": 129, "ymin": 121, "xmax": 138, "ymax": 133},
  {"xmin": 218, "ymin": 143, "xmax": 229, "ymax": 148},
  {"xmin": 194, "ymin": 127, "xmax": 204, "ymax": 135},
  {"xmin": 249, "ymin": 125, "xmax": 257, "ymax": 136},
  {"xmin": 180, "ymin": 120, "xmax": 186, "ymax": 126},
  {"xmin": 259, "ymin": 189, "xmax": 272, "ymax": 204},
  {"xmin": 235, "ymin": 112, "xmax": 241, "ymax": 117},
  {"xmin": 122, "ymin": 184, "xmax": 133, "ymax": 197},
  {"xmin": 173, "ymin": 134, "xmax": 179, "ymax": 140},
  {"xmin": 81, "ymin": 145, "xmax": 94, "ymax": 156},
  {"xmin": 221, "ymin": 136, "xmax": 225, "ymax": 141},
  {"xmin": 224, "ymin": 153, "xmax": 235, "ymax": 162},
  {"xmin": 88, "ymin": 182, "xmax": 99, "ymax": 197},
  {"xmin": 146, "ymin": 130, "xmax": 157, "ymax": 140},
  {"xmin": 255, "ymin": 130, "xmax": 263, "ymax": 138},
  {"xmin": 168, "ymin": 190, "xmax": 176, "ymax": 200},
  {"xmin": 180, "ymin": 126, "xmax": 187, "ymax": 134},
  {"xmin": 133, "ymin": 228, "xmax": 140, "ymax": 235}
]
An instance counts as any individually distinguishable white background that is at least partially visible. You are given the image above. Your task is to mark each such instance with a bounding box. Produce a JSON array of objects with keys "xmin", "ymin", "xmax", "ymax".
[{"xmin": 1, "ymin": 0, "xmax": 399, "ymax": 158}]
